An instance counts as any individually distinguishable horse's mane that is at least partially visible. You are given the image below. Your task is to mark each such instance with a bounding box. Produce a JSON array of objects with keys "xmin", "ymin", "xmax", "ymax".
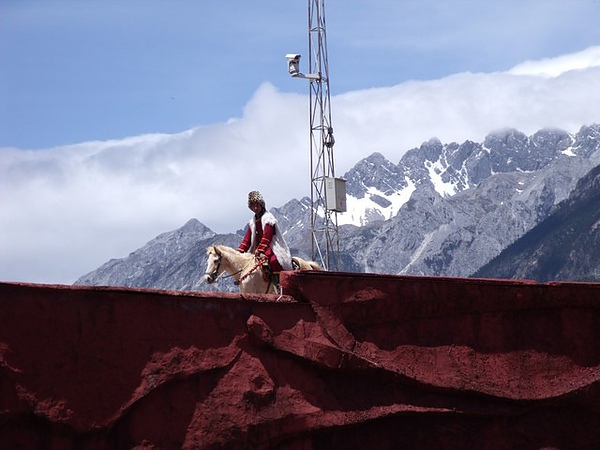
[
  {"xmin": 206, "ymin": 244, "xmax": 232, "ymax": 255},
  {"xmin": 207, "ymin": 244, "xmax": 253, "ymax": 262}
]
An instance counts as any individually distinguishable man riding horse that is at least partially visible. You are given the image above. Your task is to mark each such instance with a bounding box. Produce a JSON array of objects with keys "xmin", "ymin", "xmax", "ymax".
[{"xmin": 237, "ymin": 191, "xmax": 293, "ymax": 282}]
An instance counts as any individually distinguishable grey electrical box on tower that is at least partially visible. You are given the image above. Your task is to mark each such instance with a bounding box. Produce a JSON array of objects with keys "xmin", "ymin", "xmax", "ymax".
[{"xmin": 325, "ymin": 177, "xmax": 347, "ymax": 212}]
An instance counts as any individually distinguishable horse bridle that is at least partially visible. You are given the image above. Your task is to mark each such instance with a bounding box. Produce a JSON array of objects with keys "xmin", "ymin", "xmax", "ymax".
[
  {"xmin": 205, "ymin": 249, "xmax": 223, "ymax": 283},
  {"xmin": 205, "ymin": 247, "xmax": 246, "ymax": 283}
]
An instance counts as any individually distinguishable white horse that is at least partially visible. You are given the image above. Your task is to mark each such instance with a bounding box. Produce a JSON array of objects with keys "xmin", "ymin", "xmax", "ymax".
[{"xmin": 203, "ymin": 245, "xmax": 320, "ymax": 294}]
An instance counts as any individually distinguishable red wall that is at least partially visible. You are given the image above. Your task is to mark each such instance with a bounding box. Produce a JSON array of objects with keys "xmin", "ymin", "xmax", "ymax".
[{"xmin": 1, "ymin": 273, "xmax": 599, "ymax": 449}]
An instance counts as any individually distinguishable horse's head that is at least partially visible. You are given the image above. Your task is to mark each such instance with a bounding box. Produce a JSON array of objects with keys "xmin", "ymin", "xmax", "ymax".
[{"xmin": 204, "ymin": 246, "xmax": 223, "ymax": 284}]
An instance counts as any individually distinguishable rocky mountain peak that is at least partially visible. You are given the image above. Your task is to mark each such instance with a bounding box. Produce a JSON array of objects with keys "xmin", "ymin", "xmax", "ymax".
[
  {"xmin": 484, "ymin": 128, "xmax": 574, "ymax": 173},
  {"xmin": 344, "ymin": 152, "xmax": 408, "ymax": 198}
]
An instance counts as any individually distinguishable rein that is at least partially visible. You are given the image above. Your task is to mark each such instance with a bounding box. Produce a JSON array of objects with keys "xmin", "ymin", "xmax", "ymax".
[
  {"xmin": 206, "ymin": 262, "xmax": 244, "ymax": 281},
  {"xmin": 221, "ymin": 268, "xmax": 244, "ymax": 280},
  {"xmin": 239, "ymin": 256, "xmax": 278, "ymax": 294},
  {"xmin": 236, "ymin": 259, "xmax": 262, "ymax": 285}
]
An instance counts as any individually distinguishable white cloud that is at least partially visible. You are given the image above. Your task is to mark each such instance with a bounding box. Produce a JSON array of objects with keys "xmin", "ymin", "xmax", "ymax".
[
  {"xmin": 2, "ymin": 48, "xmax": 600, "ymax": 284},
  {"xmin": 333, "ymin": 50, "xmax": 600, "ymax": 168},
  {"xmin": 508, "ymin": 46, "xmax": 600, "ymax": 77}
]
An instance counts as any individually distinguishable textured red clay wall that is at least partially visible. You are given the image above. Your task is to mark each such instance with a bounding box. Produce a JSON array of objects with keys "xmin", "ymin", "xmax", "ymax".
[{"xmin": 1, "ymin": 273, "xmax": 599, "ymax": 449}]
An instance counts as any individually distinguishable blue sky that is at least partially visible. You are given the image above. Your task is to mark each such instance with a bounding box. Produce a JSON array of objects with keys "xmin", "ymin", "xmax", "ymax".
[
  {"xmin": 3, "ymin": 0, "xmax": 600, "ymax": 149},
  {"xmin": 1, "ymin": 0, "xmax": 600, "ymax": 284}
]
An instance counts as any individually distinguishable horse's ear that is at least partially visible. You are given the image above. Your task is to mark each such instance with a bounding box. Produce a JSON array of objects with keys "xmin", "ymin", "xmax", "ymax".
[{"xmin": 213, "ymin": 246, "xmax": 221, "ymax": 256}]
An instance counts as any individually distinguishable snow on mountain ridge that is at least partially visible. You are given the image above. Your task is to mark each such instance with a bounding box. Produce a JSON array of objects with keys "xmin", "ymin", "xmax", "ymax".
[
  {"xmin": 337, "ymin": 127, "xmax": 588, "ymax": 230},
  {"xmin": 424, "ymin": 158, "xmax": 470, "ymax": 197},
  {"xmin": 338, "ymin": 179, "xmax": 416, "ymax": 226}
]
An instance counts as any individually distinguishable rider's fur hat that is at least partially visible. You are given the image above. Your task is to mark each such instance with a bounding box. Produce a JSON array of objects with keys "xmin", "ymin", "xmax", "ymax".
[{"xmin": 248, "ymin": 190, "xmax": 265, "ymax": 208}]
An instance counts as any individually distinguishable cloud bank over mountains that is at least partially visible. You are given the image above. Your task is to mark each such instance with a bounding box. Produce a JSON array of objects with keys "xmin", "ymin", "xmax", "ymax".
[{"xmin": 2, "ymin": 46, "xmax": 600, "ymax": 284}]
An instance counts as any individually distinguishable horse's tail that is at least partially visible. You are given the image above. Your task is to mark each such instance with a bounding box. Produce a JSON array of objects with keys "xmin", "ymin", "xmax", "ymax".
[
  {"xmin": 292, "ymin": 257, "xmax": 322, "ymax": 271},
  {"xmin": 307, "ymin": 261, "xmax": 322, "ymax": 271}
]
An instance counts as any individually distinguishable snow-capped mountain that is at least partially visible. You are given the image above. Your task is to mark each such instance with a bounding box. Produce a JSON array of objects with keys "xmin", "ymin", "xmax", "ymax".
[
  {"xmin": 339, "ymin": 126, "xmax": 585, "ymax": 228},
  {"xmin": 75, "ymin": 124, "xmax": 600, "ymax": 290},
  {"xmin": 335, "ymin": 125, "xmax": 600, "ymax": 276}
]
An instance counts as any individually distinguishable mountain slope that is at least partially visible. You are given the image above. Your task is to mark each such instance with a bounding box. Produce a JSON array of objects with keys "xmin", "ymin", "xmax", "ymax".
[
  {"xmin": 473, "ymin": 162, "xmax": 600, "ymax": 282},
  {"xmin": 76, "ymin": 219, "xmax": 241, "ymax": 291}
]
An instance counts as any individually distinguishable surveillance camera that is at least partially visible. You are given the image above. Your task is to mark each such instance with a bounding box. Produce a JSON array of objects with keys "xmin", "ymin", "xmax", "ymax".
[{"xmin": 286, "ymin": 53, "xmax": 301, "ymax": 77}]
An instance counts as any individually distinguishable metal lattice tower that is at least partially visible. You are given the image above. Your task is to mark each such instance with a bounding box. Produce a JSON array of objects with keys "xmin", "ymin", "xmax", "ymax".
[{"xmin": 287, "ymin": 0, "xmax": 344, "ymax": 270}]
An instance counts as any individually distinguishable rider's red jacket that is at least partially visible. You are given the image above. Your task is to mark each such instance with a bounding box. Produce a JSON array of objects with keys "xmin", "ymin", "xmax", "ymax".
[{"xmin": 238, "ymin": 218, "xmax": 283, "ymax": 272}]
